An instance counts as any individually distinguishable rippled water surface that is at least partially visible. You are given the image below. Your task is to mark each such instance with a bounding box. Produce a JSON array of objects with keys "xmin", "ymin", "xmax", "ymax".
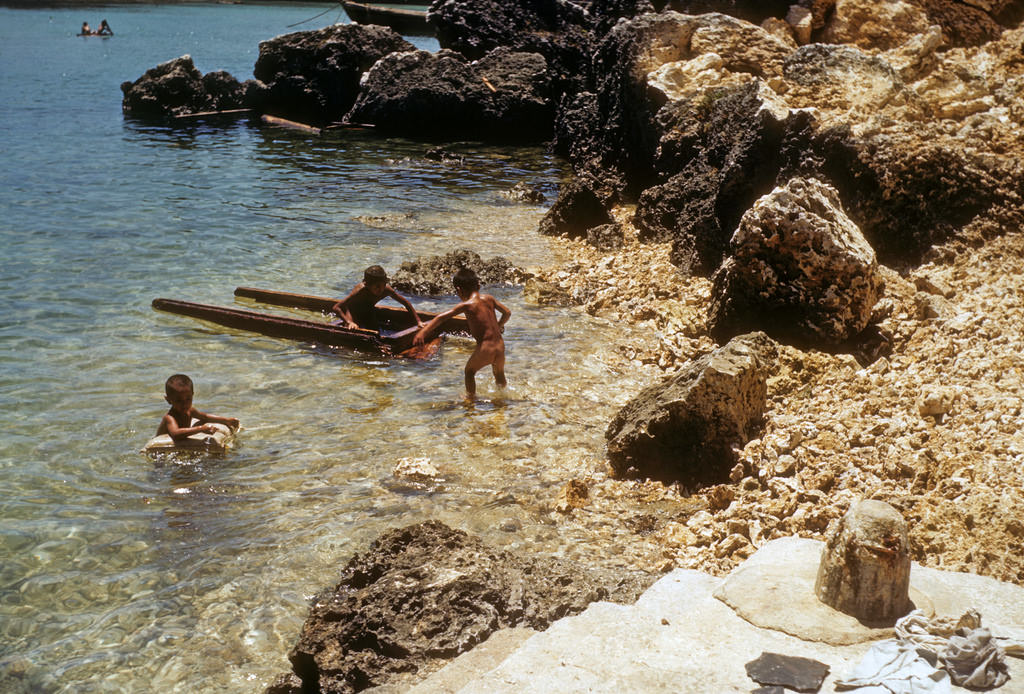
[{"xmin": 0, "ymin": 4, "xmax": 649, "ymax": 692}]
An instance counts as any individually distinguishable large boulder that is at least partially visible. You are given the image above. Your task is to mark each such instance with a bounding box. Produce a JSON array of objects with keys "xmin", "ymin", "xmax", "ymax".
[
  {"xmin": 345, "ymin": 47, "xmax": 554, "ymax": 142},
  {"xmin": 538, "ymin": 177, "xmax": 614, "ymax": 239},
  {"xmin": 267, "ymin": 521, "xmax": 652, "ymax": 694},
  {"xmin": 428, "ymin": 0, "xmax": 595, "ymax": 96},
  {"xmin": 121, "ymin": 55, "xmax": 248, "ymax": 118},
  {"xmin": 606, "ymin": 332, "xmax": 778, "ymax": 485},
  {"xmin": 253, "ymin": 24, "xmax": 414, "ymax": 126},
  {"xmin": 709, "ymin": 177, "xmax": 883, "ymax": 346}
]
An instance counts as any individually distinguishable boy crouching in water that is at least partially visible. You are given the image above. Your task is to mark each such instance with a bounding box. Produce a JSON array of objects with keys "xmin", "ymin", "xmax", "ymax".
[
  {"xmin": 158, "ymin": 374, "xmax": 239, "ymax": 441},
  {"xmin": 414, "ymin": 268, "xmax": 511, "ymax": 399},
  {"xmin": 332, "ymin": 265, "xmax": 422, "ymax": 332}
]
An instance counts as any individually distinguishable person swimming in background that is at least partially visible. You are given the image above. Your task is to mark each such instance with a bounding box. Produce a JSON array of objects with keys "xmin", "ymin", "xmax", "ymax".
[
  {"xmin": 157, "ymin": 374, "xmax": 239, "ymax": 442},
  {"xmin": 79, "ymin": 21, "xmax": 94, "ymax": 36},
  {"xmin": 332, "ymin": 265, "xmax": 423, "ymax": 332},
  {"xmin": 97, "ymin": 19, "xmax": 113, "ymax": 36},
  {"xmin": 413, "ymin": 268, "xmax": 510, "ymax": 399}
]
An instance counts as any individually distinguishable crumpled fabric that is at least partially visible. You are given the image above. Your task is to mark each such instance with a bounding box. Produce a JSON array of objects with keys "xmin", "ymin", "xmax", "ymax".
[
  {"xmin": 834, "ymin": 639, "xmax": 950, "ymax": 693},
  {"xmin": 837, "ymin": 609, "xmax": 1024, "ymax": 692}
]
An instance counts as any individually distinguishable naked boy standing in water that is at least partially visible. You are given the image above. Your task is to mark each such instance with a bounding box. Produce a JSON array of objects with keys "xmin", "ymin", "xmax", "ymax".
[{"xmin": 414, "ymin": 268, "xmax": 510, "ymax": 399}]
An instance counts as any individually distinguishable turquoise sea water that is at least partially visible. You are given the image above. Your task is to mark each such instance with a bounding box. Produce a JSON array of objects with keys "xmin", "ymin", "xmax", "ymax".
[{"xmin": 0, "ymin": 4, "xmax": 650, "ymax": 691}]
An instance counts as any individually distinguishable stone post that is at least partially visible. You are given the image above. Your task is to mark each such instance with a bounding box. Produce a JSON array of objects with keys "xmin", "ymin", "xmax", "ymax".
[{"xmin": 814, "ymin": 500, "xmax": 912, "ymax": 624}]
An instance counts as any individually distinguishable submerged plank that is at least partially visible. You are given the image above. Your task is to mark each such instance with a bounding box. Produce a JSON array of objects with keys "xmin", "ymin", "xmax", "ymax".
[{"xmin": 260, "ymin": 114, "xmax": 321, "ymax": 135}]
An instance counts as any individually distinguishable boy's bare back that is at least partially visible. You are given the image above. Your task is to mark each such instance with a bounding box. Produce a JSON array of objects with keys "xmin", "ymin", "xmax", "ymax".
[{"xmin": 460, "ymin": 292, "xmax": 505, "ymax": 345}]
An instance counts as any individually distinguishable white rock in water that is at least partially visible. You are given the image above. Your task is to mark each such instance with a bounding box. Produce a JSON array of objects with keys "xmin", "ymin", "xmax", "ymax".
[{"xmin": 394, "ymin": 457, "xmax": 440, "ymax": 481}]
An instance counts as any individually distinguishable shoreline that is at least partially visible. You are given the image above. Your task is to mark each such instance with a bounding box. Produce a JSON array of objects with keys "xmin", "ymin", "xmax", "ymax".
[{"xmin": 528, "ymin": 214, "xmax": 1024, "ymax": 583}]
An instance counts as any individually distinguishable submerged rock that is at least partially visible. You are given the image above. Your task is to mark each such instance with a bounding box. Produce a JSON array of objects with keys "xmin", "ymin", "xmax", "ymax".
[
  {"xmin": 606, "ymin": 332, "xmax": 778, "ymax": 485},
  {"xmin": 391, "ymin": 249, "xmax": 525, "ymax": 295},
  {"xmin": 267, "ymin": 521, "xmax": 653, "ymax": 694}
]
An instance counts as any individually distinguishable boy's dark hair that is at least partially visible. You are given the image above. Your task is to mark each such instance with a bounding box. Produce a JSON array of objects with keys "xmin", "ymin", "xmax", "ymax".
[
  {"xmin": 364, "ymin": 265, "xmax": 388, "ymax": 285},
  {"xmin": 165, "ymin": 374, "xmax": 193, "ymax": 396},
  {"xmin": 453, "ymin": 268, "xmax": 480, "ymax": 292}
]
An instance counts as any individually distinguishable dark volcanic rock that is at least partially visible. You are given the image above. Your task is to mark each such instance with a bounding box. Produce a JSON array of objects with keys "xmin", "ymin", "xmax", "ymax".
[
  {"xmin": 429, "ymin": 0, "xmax": 595, "ymax": 96},
  {"xmin": 253, "ymin": 24, "xmax": 414, "ymax": 126},
  {"xmin": 538, "ymin": 177, "xmax": 614, "ymax": 239},
  {"xmin": 121, "ymin": 55, "xmax": 249, "ymax": 119},
  {"xmin": 391, "ymin": 249, "xmax": 525, "ymax": 295},
  {"xmin": 587, "ymin": 222, "xmax": 626, "ymax": 250},
  {"xmin": 634, "ymin": 81, "xmax": 803, "ymax": 274},
  {"xmin": 606, "ymin": 332, "xmax": 778, "ymax": 485},
  {"xmin": 345, "ymin": 47, "xmax": 554, "ymax": 142},
  {"xmin": 664, "ymin": 0, "xmax": 791, "ymax": 24},
  {"xmin": 588, "ymin": 0, "xmax": 658, "ymax": 36},
  {"xmin": 270, "ymin": 521, "xmax": 653, "ymax": 694}
]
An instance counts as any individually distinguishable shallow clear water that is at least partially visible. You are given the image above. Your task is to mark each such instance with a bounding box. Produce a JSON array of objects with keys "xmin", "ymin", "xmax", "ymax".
[{"xmin": 0, "ymin": 4, "xmax": 649, "ymax": 692}]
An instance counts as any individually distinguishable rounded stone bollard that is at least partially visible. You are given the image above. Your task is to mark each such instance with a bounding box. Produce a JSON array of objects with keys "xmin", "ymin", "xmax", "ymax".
[{"xmin": 814, "ymin": 500, "xmax": 912, "ymax": 624}]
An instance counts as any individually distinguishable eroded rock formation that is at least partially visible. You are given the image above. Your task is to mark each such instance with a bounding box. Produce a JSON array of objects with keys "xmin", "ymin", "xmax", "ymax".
[
  {"xmin": 120, "ymin": 55, "xmax": 251, "ymax": 118},
  {"xmin": 253, "ymin": 24, "xmax": 415, "ymax": 125},
  {"xmin": 391, "ymin": 249, "xmax": 525, "ymax": 295},
  {"xmin": 709, "ymin": 177, "xmax": 883, "ymax": 346},
  {"xmin": 345, "ymin": 47, "xmax": 554, "ymax": 141},
  {"xmin": 265, "ymin": 521, "xmax": 653, "ymax": 694}
]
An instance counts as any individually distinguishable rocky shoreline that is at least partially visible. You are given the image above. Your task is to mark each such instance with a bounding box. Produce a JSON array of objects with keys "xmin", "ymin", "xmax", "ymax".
[{"xmin": 119, "ymin": 1, "xmax": 1024, "ymax": 691}]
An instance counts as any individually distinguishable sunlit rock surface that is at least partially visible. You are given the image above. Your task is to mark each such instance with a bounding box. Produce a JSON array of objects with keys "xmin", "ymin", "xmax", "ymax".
[
  {"xmin": 265, "ymin": 521, "xmax": 652, "ymax": 694},
  {"xmin": 709, "ymin": 177, "xmax": 883, "ymax": 346},
  {"xmin": 606, "ymin": 332, "xmax": 778, "ymax": 485}
]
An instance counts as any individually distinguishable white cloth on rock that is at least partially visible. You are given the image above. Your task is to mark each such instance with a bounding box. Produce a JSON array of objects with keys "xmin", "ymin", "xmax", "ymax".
[{"xmin": 837, "ymin": 609, "xmax": 1024, "ymax": 692}]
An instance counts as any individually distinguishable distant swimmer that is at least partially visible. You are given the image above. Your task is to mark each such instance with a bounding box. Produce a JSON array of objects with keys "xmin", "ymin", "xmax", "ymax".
[
  {"xmin": 331, "ymin": 265, "xmax": 423, "ymax": 332},
  {"xmin": 79, "ymin": 20, "xmax": 112, "ymax": 37}
]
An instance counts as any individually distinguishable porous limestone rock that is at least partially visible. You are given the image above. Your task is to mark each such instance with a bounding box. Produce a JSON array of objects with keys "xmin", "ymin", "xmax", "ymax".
[
  {"xmin": 709, "ymin": 177, "xmax": 883, "ymax": 346},
  {"xmin": 814, "ymin": 500, "xmax": 913, "ymax": 624},
  {"xmin": 428, "ymin": 0, "xmax": 594, "ymax": 95},
  {"xmin": 606, "ymin": 332, "xmax": 778, "ymax": 484},
  {"xmin": 538, "ymin": 177, "xmax": 614, "ymax": 239},
  {"xmin": 634, "ymin": 81, "xmax": 803, "ymax": 274},
  {"xmin": 820, "ymin": 0, "xmax": 932, "ymax": 51},
  {"xmin": 391, "ymin": 249, "xmax": 524, "ymax": 295}
]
